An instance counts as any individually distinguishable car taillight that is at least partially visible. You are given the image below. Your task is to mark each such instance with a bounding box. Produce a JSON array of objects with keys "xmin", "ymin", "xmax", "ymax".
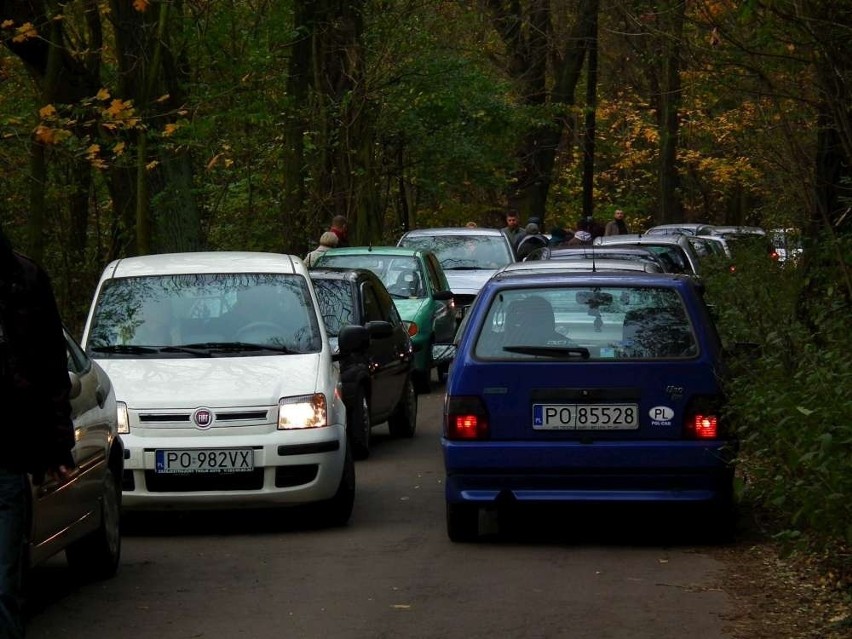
[
  {"xmin": 770, "ymin": 251, "xmax": 780, "ymax": 261},
  {"xmin": 691, "ymin": 414, "xmax": 718, "ymax": 438},
  {"xmin": 402, "ymin": 321, "xmax": 419, "ymax": 337},
  {"xmin": 684, "ymin": 396, "xmax": 724, "ymax": 439},
  {"xmin": 444, "ymin": 396, "xmax": 489, "ymax": 440}
]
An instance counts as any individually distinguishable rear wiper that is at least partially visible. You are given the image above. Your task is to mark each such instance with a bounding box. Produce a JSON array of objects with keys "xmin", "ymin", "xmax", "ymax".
[
  {"xmin": 503, "ymin": 345, "xmax": 590, "ymax": 359},
  {"xmin": 443, "ymin": 266, "xmax": 483, "ymax": 271},
  {"xmin": 181, "ymin": 342, "xmax": 297, "ymax": 354},
  {"xmin": 90, "ymin": 344, "xmax": 160, "ymax": 354}
]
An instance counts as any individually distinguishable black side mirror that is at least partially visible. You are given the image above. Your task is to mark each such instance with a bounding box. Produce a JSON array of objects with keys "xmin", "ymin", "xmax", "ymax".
[
  {"xmin": 337, "ymin": 324, "xmax": 370, "ymax": 356},
  {"xmin": 365, "ymin": 320, "xmax": 393, "ymax": 339}
]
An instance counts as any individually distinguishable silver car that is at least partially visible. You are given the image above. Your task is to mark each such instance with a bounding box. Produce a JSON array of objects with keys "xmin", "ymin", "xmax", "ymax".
[{"xmin": 28, "ymin": 329, "xmax": 123, "ymax": 579}]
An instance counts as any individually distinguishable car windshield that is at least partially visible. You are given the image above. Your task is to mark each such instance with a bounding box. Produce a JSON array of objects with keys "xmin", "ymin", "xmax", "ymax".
[
  {"xmin": 87, "ymin": 272, "xmax": 322, "ymax": 356},
  {"xmin": 317, "ymin": 255, "xmax": 426, "ymax": 299},
  {"xmin": 474, "ymin": 286, "xmax": 697, "ymax": 361},
  {"xmin": 399, "ymin": 234, "xmax": 512, "ymax": 270},
  {"xmin": 311, "ymin": 278, "xmax": 356, "ymax": 337}
]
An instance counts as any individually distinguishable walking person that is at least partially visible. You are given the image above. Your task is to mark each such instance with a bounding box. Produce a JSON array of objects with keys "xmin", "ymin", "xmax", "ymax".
[
  {"xmin": 304, "ymin": 231, "xmax": 339, "ymax": 267},
  {"xmin": 605, "ymin": 209, "xmax": 630, "ymax": 236},
  {"xmin": 0, "ymin": 227, "xmax": 75, "ymax": 639}
]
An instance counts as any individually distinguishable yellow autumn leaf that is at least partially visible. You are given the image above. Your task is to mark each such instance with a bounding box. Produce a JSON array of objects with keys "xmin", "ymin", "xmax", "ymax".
[
  {"xmin": 12, "ymin": 22, "xmax": 37, "ymax": 43},
  {"xmin": 223, "ymin": 158, "xmax": 234, "ymax": 168},
  {"xmin": 162, "ymin": 123, "xmax": 179, "ymax": 137},
  {"xmin": 133, "ymin": 0, "xmax": 150, "ymax": 11},
  {"xmin": 113, "ymin": 141, "xmax": 126, "ymax": 156},
  {"xmin": 146, "ymin": 160, "xmax": 159, "ymax": 171},
  {"xmin": 105, "ymin": 99, "xmax": 129, "ymax": 118},
  {"xmin": 34, "ymin": 125, "xmax": 56, "ymax": 145},
  {"xmin": 85, "ymin": 144, "xmax": 101, "ymax": 157},
  {"xmin": 96, "ymin": 88, "xmax": 111, "ymax": 101},
  {"xmin": 39, "ymin": 104, "xmax": 58, "ymax": 120},
  {"xmin": 155, "ymin": 94, "xmax": 171, "ymax": 104},
  {"xmin": 1, "ymin": 20, "xmax": 14, "ymax": 29}
]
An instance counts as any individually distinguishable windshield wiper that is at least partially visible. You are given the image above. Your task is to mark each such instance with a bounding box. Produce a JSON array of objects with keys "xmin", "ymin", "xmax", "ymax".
[
  {"xmin": 503, "ymin": 345, "xmax": 590, "ymax": 359},
  {"xmin": 181, "ymin": 342, "xmax": 298, "ymax": 354},
  {"xmin": 90, "ymin": 344, "xmax": 160, "ymax": 354},
  {"xmin": 443, "ymin": 265, "xmax": 484, "ymax": 271}
]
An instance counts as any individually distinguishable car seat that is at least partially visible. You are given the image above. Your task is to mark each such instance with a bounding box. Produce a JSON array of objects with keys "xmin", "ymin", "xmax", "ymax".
[{"xmin": 504, "ymin": 296, "xmax": 563, "ymax": 347}]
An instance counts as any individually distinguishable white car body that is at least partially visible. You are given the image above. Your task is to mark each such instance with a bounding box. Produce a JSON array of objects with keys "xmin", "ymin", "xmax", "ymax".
[{"xmin": 81, "ymin": 252, "xmax": 350, "ymax": 514}]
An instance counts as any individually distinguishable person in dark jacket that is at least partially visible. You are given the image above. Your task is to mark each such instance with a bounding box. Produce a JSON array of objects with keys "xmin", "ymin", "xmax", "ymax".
[{"xmin": 0, "ymin": 227, "xmax": 75, "ymax": 639}]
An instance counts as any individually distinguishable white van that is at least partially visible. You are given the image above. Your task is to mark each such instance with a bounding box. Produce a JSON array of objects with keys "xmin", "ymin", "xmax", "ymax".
[{"xmin": 81, "ymin": 252, "xmax": 365, "ymax": 525}]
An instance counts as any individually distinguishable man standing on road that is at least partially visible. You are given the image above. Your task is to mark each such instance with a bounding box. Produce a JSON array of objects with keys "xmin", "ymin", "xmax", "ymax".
[
  {"xmin": 500, "ymin": 211, "xmax": 525, "ymax": 250},
  {"xmin": 0, "ymin": 227, "xmax": 75, "ymax": 639},
  {"xmin": 605, "ymin": 209, "xmax": 630, "ymax": 236}
]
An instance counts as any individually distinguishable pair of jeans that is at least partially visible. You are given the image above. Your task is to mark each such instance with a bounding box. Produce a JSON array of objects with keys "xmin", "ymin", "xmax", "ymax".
[{"xmin": 0, "ymin": 469, "xmax": 27, "ymax": 639}]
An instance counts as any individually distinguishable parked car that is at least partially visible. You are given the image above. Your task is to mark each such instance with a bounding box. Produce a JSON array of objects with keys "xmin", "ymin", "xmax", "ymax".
[
  {"xmin": 524, "ymin": 245, "xmax": 671, "ymax": 272},
  {"xmin": 310, "ymin": 246, "xmax": 455, "ymax": 393},
  {"xmin": 81, "ymin": 252, "xmax": 364, "ymax": 526},
  {"xmin": 309, "ymin": 267, "xmax": 418, "ymax": 459},
  {"xmin": 29, "ymin": 329, "xmax": 123, "ymax": 579},
  {"xmin": 769, "ymin": 228, "xmax": 803, "ymax": 264},
  {"xmin": 396, "ymin": 227, "xmax": 516, "ymax": 324},
  {"xmin": 594, "ymin": 233, "xmax": 702, "ymax": 277},
  {"xmin": 645, "ymin": 223, "xmax": 716, "ymax": 236},
  {"xmin": 443, "ymin": 270, "xmax": 737, "ymax": 542}
]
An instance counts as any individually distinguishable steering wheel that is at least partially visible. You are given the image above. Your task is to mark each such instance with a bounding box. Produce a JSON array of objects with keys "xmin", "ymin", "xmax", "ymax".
[{"xmin": 235, "ymin": 321, "xmax": 284, "ymax": 342}]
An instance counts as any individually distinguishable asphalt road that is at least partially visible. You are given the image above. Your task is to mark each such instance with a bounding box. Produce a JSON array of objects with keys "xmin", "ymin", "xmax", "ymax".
[{"xmin": 25, "ymin": 382, "xmax": 735, "ymax": 639}]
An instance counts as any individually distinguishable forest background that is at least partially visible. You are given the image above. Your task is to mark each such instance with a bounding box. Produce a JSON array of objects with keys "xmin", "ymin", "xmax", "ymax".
[{"xmin": 1, "ymin": 0, "xmax": 850, "ymax": 588}]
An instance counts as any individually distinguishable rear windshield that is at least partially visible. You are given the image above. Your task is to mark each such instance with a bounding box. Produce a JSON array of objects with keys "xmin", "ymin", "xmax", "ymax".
[
  {"xmin": 87, "ymin": 273, "xmax": 322, "ymax": 356},
  {"xmin": 311, "ymin": 278, "xmax": 356, "ymax": 337},
  {"xmin": 317, "ymin": 255, "xmax": 426, "ymax": 299},
  {"xmin": 473, "ymin": 286, "xmax": 698, "ymax": 361},
  {"xmin": 399, "ymin": 234, "xmax": 512, "ymax": 270}
]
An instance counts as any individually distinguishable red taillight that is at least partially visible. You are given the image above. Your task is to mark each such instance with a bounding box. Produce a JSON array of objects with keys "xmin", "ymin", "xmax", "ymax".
[
  {"xmin": 402, "ymin": 321, "xmax": 419, "ymax": 337},
  {"xmin": 444, "ymin": 396, "xmax": 489, "ymax": 440},
  {"xmin": 692, "ymin": 414, "xmax": 718, "ymax": 439},
  {"xmin": 770, "ymin": 251, "xmax": 780, "ymax": 261}
]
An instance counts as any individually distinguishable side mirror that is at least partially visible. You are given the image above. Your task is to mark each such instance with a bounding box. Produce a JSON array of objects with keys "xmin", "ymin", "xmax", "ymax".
[
  {"xmin": 68, "ymin": 371, "xmax": 82, "ymax": 400},
  {"xmin": 433, "ymin": 290, "xmax": 454, "ymax": 302},
  {"xmin": 365, "ymin": 320, "xmax": 393, "ymax": 339},
  {"xmin": 337, "ymin": 324, "xmax": 370, "ymax": 356}
]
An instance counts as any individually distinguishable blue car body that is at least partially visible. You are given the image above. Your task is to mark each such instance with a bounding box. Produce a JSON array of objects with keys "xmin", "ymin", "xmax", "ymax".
[{"xmin": 442, "ymin": 269, "xmax": 737, "ymax": 541}]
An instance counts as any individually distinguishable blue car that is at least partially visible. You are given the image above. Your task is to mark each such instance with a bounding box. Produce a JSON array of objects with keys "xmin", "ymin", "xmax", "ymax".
[{"xmin": 442, "ymin": 265, "xmax": 738, "ymax": 541}]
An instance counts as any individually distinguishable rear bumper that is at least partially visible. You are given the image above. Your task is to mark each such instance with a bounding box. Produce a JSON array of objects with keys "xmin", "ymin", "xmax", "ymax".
[{"xmin": 443, "ymin": 439, "xmax": 736, "ymax": 505}]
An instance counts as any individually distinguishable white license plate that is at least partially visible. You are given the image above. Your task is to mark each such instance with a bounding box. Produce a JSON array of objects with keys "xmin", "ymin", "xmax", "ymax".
[
  {"xmin": 155, "ymin": 449, "xmax": 254, "ymax": 474},
  {"xmin": 532, "ymin": 404, "xmax": 639, "ymax": 430}
]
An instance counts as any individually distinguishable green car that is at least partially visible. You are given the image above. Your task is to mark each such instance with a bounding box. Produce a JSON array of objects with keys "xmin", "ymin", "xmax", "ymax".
[{"xmin": 312, "ymin": 246, "xmax": 455, "ymax": 393}]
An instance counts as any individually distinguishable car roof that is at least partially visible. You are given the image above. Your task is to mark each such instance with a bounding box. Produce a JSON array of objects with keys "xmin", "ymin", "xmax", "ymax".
[
  {"xmin": 548, "ymin": 245, "xmax": 661, "ymax": 258},
  {"xmin": 645, "ymin": 223, "xmax": 714, "ymax": 234},
  {"xmin": 710, "ymin": 225, "xmax": 766, "ymax": 236},
  {"xmin": 308, "ymin": 266, "xmax": 379, "ymax": 283},
  {"xmin": 595, "ymin": 233, "xmax": 690, "ymax": 247},
  {"xmin": 489, "ymin": 269, "xmax": 693, "ymax": 289},
  {"xmin": 102, "ymin": 251, "xmax": 302, "ymax": 279},
  {"xmin": 399, "ymin": 227, "xmax": 507, "ymax": 237},
  {"xmin": 319, "ymin": 245, "xmax": 427, "ymax": 258},
  {"xmin": 502, "ymin": 259, "xmax": 664, "ymax": 275}
]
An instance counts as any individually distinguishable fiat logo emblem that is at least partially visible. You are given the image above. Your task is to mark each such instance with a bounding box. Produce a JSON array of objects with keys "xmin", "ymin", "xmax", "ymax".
[{"xmin": 192, "ymin": 408, "xmax": 214, "ymax": 429}]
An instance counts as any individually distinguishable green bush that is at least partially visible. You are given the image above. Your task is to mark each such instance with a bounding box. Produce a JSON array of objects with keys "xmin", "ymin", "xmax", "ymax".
[{"xmin": 703, "ymin": 236, "xmax": 852, "ymax": 551}]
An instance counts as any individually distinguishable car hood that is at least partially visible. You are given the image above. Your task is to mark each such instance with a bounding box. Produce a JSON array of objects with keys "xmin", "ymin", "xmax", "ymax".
[
  {"xmin": 392, "ymin": 297, "xmax": 430, "ymax": 321},
  {"xmin": 97, "ymin": 354, "xmax": 322, "ymax": 409},
  {"xmin": 442, "ymin": 270, "xmax": 497, "ymax": 296}
]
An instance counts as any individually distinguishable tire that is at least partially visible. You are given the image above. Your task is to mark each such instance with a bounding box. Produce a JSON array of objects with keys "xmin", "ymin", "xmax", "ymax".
[
  {"xmin": 413, "ymin": 342, "xmax": 433, "ymax": 394},
  {"xmin": 446, "ymin": 502, "xmax": 478, "ymax": 542},
  {"xmin": 312, "ymin": 443, "xmax": 356, "ymax": 528},
  {"xmin": 348, "ymin": 388, "xmax": 371, "ymax": 460},
  {"xmin": 66, "ymin": 468, "xmax": 121, "ymax": 580},
  {"xmin": 388, "ymin": 376, "xmax": 417, "ymax": 438}
]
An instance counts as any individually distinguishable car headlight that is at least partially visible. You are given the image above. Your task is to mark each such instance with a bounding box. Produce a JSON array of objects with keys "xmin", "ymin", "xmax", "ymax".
[
  {"xmin": 278, "ymin": 393, "xmax": 327, "ymax": 429},
  {"xmin": 117, "ymin": 401, "xmax": 130, "ymax": 434}
]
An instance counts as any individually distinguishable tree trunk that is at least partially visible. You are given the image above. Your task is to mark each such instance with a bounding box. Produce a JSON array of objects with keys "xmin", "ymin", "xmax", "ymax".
[{"xmin": 657, "ymin": 1, "xmax": 685, "ymax": 225}]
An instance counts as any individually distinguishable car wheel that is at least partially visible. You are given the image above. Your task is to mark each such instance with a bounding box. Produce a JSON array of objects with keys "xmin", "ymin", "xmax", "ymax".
[
  {"xmin": 388, "ymin": 376, "xmax": 417, "ymax": 438},
  {"xmin": 66, "ymin": 468, "xmax": 121, "ymax": 580},
  {"xmin": 312, "ymin": 443, "xmax": 356, "ymax": 528},
  {"xmin": 348, "ymin": 388, "xmax": 371, "ymax": 460},
  {"xmin": 446, "ymin": 502, "xmax": 478, "ymax": 542},
  {"xmin": 436, "ymin": 361, "xmax": 450, "ymax": 383}
]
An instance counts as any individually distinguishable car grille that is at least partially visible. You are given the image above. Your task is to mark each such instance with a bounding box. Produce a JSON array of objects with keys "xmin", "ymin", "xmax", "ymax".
[{"xmin": 137, "ymin": 410, "xmax": 270, "ymax": 428}]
